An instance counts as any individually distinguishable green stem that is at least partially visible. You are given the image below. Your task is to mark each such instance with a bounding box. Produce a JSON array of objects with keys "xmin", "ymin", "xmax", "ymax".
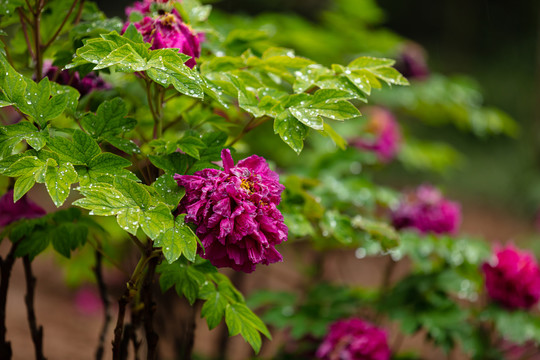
[
  {"xmin": 227, "ymin": 116, "xmax": 271, "ymax": 147},
  {"xmin": 33, "ymin": 0, "xmax": 43, "ymax": 80},
  {"xmin": 42, "ymin": 0, "xmax": 78, "ymax": 50},
  {"xmin": 145, "ymin": 81, "xmax": 163, "ymax": 140},
  {"xmin": 18, "ymin": 8, "xmax": 35, "ymax": 61}
]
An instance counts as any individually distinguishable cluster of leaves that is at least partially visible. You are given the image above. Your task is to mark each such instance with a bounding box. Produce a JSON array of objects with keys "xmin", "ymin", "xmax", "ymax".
[
  {"xmin": 158, "ymin": 257, "xmax": 271, "ymax": 352},
  {"xmin": 1, "ymin": 207, "xmax": 98, "ymax": 259}
]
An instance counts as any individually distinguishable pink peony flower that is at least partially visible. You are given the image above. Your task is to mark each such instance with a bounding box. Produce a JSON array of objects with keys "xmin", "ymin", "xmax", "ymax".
[
  {"xmin": 391, "ymin": 185, "xmax": 461, "ymax": 235},
  {"xmin": 316, "ymin": 318, "xmax": 391, "ymax": 360},
  {"xmin": 0, "ymin": 190, "xmax": 46, "ymax": 226},
  {"xmin": 350, "ymin": 107, "xmax": 401, "ymax": 163},
  {"xmin": 482, "ymin": 244, "xmax": 540, "ymax": 310},
  {"xmin": 123, "ymin": 8, "xmax": 201, "ymax": 69},
  {"xmin": 174, "ymin": 149, "xmax": 288, "ymax": 273},
  {"xmin": 42, "ymin": 60, "xmax": 109, "ymax": 97}
]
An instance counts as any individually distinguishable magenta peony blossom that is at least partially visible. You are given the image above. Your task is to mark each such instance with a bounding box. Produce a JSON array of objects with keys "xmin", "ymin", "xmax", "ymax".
[
  {"xmin": 123, "ymin": 8, "xmax": 201, "ymax": 69},
  {"xmin": 391, "ymin": 185, "xmax": 461, "ymax": 235},
  {"xmin": 482, "ymin": 244, "xmax": 540, "ymax": 310},
  {"xmin": 316, "ymin": 318, "xmax": 391, "ymax": 360},
  {"xmin": 350, "ymin": 107, "xmax": 401, "ymax": 163},
  {"xmin": 42, "ymin": 61, "xmax": 109, "ymax": 97},
  {"xmin": 0, "ymin": 190, "xmax": 46, "ymax": 226},
  {"xmin": 174, "ymin": 149, "xmax": 288, "ymax": 273}
]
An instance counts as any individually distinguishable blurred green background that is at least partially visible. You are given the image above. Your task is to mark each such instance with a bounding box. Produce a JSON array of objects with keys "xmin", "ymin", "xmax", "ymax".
[{"xmin": 96, "ymin": 0, "xmax": 540, "ymax": 216}]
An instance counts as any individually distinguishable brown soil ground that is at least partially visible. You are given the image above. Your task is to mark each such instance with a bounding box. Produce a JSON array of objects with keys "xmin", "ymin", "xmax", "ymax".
[{"xmin": 2, "ymin": 199, "xmax": 536, "ymax": 360}]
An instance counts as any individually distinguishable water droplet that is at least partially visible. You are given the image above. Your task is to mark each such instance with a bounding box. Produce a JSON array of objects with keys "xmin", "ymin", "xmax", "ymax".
[{"xmin": 355, "ymin": 248, "xmax": 366, "ymax": 259}]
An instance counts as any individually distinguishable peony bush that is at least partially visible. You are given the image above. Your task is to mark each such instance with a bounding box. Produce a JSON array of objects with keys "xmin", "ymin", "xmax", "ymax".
[{"xmin": 0, "ymin": 0, "xmax": 537, "ymax": 359}]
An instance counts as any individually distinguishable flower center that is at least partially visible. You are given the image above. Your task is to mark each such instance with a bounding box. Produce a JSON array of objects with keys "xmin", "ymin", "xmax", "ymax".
[
  {"xmin": 241, "ymin": 178, "xmax": 255, "ymax": 193},
  {"xmin": 160, "ymin": 13, "xmax": 177, "ymax": 26}
]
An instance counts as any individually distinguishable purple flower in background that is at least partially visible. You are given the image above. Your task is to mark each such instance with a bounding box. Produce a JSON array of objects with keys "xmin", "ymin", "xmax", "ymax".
[
  {"xmin": 391, "ymin": 185, "xmax": 461, "ymax": 235},
  {"xmin": 42, "ymin": 61, "xmax": 109, "ymax": 97},
  {"xmin": 482, "ymin": 244, "xmax": 540, "ymax": 310},
  {"xmin": 123, "ymin": 8, "xmax": 201, "ymax": 68},
  {"xmin": 174, "ymin": 149, "xmax": 288, "ymax": 273},
  {"xmin": 74, "ymin": 286, "xmax": 103, "ymax": 316},
  {"xmin": 350, "ymin": 107, "xmax": 401, "ymax": 163},
  {"xmin": 394, "ymin": 42, "xmax": 430, "ymax": 80},
  {"xmin": 316, "ymin": 318, "xmax": 391, "ymax": 360},
  {"xmin": 0, "ymin": 190, "xmax": 46, "ymax": 226}
]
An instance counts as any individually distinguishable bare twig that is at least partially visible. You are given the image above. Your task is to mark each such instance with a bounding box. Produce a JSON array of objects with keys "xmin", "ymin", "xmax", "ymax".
[
  {"xmin": 227, "ymin": 116, "xmax": 271, "ymax": 147},
  {"xmin": 18, "ymin": 9, "xmax": 35, "ymax": 61},
  {"xmin": 73, "ymin": 0, "xmax": 85, "ymax": 24},
  {"xmin": 43, "ymin": 0, "xmax": 78, "ymax": 50},
  {"xmin": 0, "ymin": 241, "xmax": 20, "ymax": 360},
  {"xmin": 33, "ymin": 0, "xmax": 44, "ymax": 80},
  {"xmin": 142, "ymin": 256, "xmax": 159, "ymax": 360},
  {"xmin": 23, "ymin": 256, "xmax": 46, "ymax": 360},
  {"xmin": 94, "ymin": 249, "xmax": 112, "ymax": 360}
]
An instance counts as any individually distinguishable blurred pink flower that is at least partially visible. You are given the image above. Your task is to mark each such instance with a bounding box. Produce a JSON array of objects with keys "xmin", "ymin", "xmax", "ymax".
[
  {"xmin": 174, "ymin": 149, "xmax": 288, "ymax": 273},
  {"xmin": 391, "ymin": 184, "xmax": 461, "ymax": 235},
  {"xmin": 350, "ymin": 107, "xmax": 401, "ymax": 163},
  {"xmin": 482, "ymin": 244, "xmax": 540, "ymax": 310},
  {"xmin": 74, "ymin": 286, "xmax": 102, "ymax": 316},
  {"xmin": 0, "ymin": 190, "xmax": 46, "ymax": 227},
  {"xmin": 394, "ymin": 42, "xmax": 430, "ymax": 80},
  {"xmin": 123, "ymin": 8, "xmax": 201, "ymax": 68},
  {"xmin": 316, "ymin": 318, "xmax": 391, "ymax": 360}
]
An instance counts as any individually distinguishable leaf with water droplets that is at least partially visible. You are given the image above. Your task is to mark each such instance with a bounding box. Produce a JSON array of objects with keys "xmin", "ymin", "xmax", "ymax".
[
  {"xmin": 155, "ymin": 215, "xmax": 198, "ymax": 263},
  {"xmin": 273, "ymin": 111, "xmax": 308, "ymax": 154},
  {"xmin": 140, "ymin": 203, "xmax": 174, "ymax": 240},
  {"xmin": 0, "ymin": 122, "xmax": 46, "ymax": 158},
  {"xmin": 13, "ymin": 172, "xmax": 35, "ymax": 202},
  {"xmin": 153, "ymin": 173, "xmax": 185, "ymax": 208},
  {"xmin": 45, "ymin": 161, "xmax": 78, "ymax": 207},
  {"xmin": 116, "ymin": 207, "xmax": 141, "ymax": 235}
]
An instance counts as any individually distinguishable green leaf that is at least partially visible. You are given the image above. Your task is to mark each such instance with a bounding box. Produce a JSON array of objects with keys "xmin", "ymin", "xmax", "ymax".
[
  {"xmin": 45, "ymin": 161, "xmax": 78, "ymax": 207},
  {"xmin": 149, "ymin": 152, "xmax": 187, "ymax": 174},
  {"xmin": 116, "ymin": 207, "xmax": 142, "ymax": 235},
  {"xmin": 50, "ymin": 223, "xmax": 88, "ymax": 258},
  {"xmin": 82, "ymin": 97, "xmax": 136, "ymax": 137},
  {"xmin": 157, "ymin": 259, "xmax": 206, "ymax": 305},
  {"xmin": 200, "ymin": 283, "xmax": 228, "ymax": 330},
  {"xmin": 154, "ymin": 215, "xmax": 198, "ymax": 263},
  {"xmin": 14, "ymin": 229, "xmax": 50, "ymax": 260},
  {"xmin": 146, "ymin": 50, "xmax": 205, "ymax": 98},
  {"xmin": 0, "ymin": 122, "xmax": 46, "ymax": 158},
  {"xmin": 48, "ymin": 130, "xmax": 101, "ymax": 165},
  {"xmin": 0, "ymin": 59, "xmax": 70, "ymax": 126},
  {"xmin": 13, "ymin": 173, "xmax": 36, "ymax": 201},
  {"xmin": 3, "ymin": 156, "xmax": 44, "ymax": 177},
  {"xmin": 114, "ymin": 177, "xmax": 152, "ymax": 209},
  {"xmin": 140, "ymin": 203, "xmax": 174, "ymax": 240},
  {"xmin": 74, "ymin": 186, "xmax": 131, "ymax": 216},
  {"xmin": 80, "ymin": 152, "xmax": 136, "ymax": 186},
  {"xmin": 177, "ymin": 136, "xmax": 205, "ymax": 160},
  {"xmin": 153, "ymin": 173, "xmax": 185, "ymax": 208},
  {"xmin": 352, "ymin": 216, "xmax": 400, "ymax": 250},
  {"xmin": 288, "ymin": 91, "xmax": 361, "ymax": 131},
  {"xmin": 347, "ymin": 56, "xmax": 396, "ymax": 69},
  {"xmin": 225, "ymin": 302, "xmax": 271, "ymax": 354},
  {"xmin": 322, "ymin": 123, "xmax": 347, "ymax": 150},
  {"xmin": 273, "ymin": 111, "xmax": 308, "ymax": 154}
]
